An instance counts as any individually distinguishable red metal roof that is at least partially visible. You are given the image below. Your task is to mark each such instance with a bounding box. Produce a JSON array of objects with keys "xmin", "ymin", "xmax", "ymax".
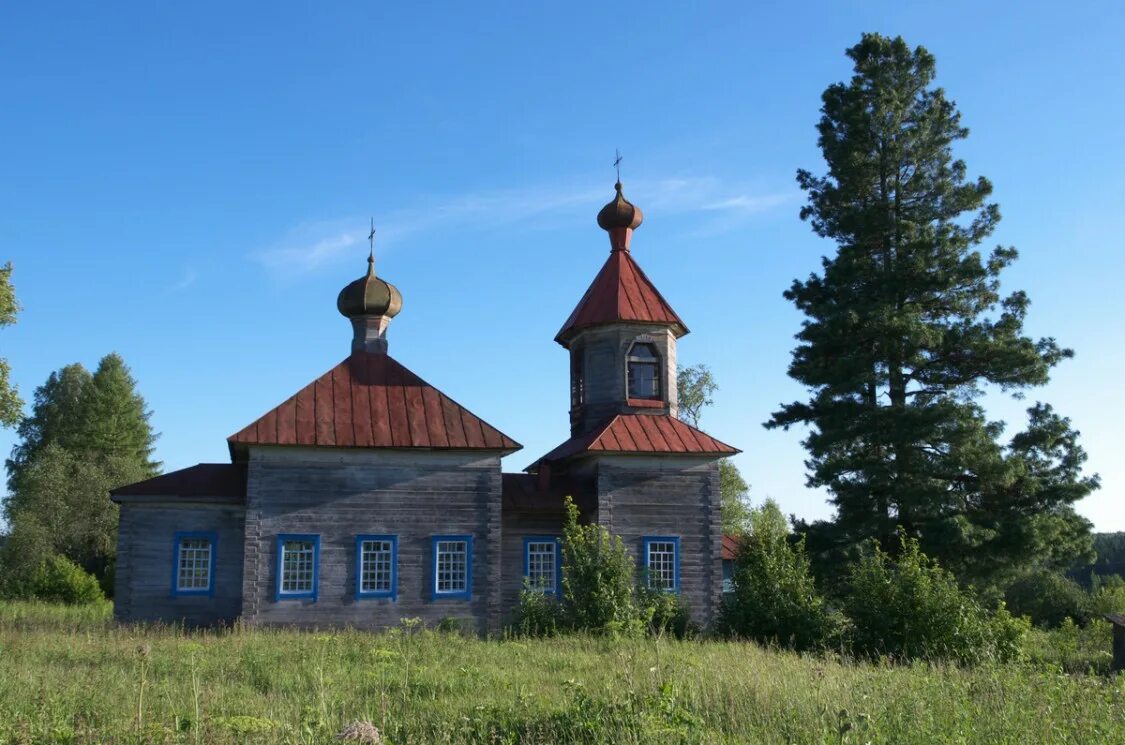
[
  {"xmin": 110, "ymin": 463, "xmax": 247, "ymax": 501},
  {"xmin": 533, "ymin": 413, "xmax": 739, "ymax": 466},
  {"xmin": 721, "ymin": 534, "xmax": 740, "ymax": 561},
  {"xmin": 555, "ymin": 249, "xmax": 687, "ymax": 345},
  {"xmin": 228, "ymin": 352, "xmax": 521, "ymax": 456}
]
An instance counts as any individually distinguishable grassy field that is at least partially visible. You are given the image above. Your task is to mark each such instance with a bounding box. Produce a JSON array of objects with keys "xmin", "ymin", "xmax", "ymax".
[{"xmin": 0, "ymin": 602, "xmax": 1122, "ymax": 744}]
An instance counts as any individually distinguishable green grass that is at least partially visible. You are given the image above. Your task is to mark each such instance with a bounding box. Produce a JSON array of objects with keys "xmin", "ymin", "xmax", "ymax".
[{"xmin": 0, "ymin": 602, "xmax": 1122, "ymax": 744}]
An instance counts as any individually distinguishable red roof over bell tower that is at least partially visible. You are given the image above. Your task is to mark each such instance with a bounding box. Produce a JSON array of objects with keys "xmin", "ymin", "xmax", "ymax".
[{"xmin": 554, "ymin": 181, "xmax": 687, "ymax": 346}]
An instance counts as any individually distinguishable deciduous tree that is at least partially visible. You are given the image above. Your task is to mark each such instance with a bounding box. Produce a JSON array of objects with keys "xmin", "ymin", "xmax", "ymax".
[
  {"xmin": 6, "ymin": 363, "xmax": 93, "ymax": 491},
  {"xmin": 0, "ymin": 263, "xmax": 23, "ymax": 428},
  {"xmin": 677, "ymin": 364, "xmax": 751, "ymax": 534}
]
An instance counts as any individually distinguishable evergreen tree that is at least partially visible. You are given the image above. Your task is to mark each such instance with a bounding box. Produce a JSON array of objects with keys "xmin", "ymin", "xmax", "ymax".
[
  {"xmin": 767, "ymin": 34, "xmax": 1097, "ymax": 589},
  {"xmin": 0, "ymin": 262, "xmax": 23, "ymax": 428},
  {"xmin": 5, "ymin": 363, "xmax": 93, "ymax": 491},
  {"xmin": 79, "ymin": 353, "xmax": 160, "ymax": 476},
  {"xmin": 677, "ymin": 364, "xmax": 751, "ymax": 534}
]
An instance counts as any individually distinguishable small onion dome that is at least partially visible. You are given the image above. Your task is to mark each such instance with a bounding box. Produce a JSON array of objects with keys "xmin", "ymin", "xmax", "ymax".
[
  {"xmin": 596, "ymin": 181, "xmax": 644, "ymax": 231},
  {"xmin": 337, "ymin": 255, "xmax": 403, "ymax": 319}
]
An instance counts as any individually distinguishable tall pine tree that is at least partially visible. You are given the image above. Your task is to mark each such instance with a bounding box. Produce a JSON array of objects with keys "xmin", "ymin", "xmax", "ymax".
[{"xmin": 767, "ymin": 34, "xmax": 1097, "ymax": 590}]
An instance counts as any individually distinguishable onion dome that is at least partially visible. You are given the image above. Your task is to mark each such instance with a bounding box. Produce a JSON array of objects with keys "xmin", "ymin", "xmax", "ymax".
[
  {"xmin": 596, "ymin": 181, "xmax": 644, "ymax": 231},
  {"xmin": 337, "ymin": 254, "xmax": 403, "ymax": 319}
]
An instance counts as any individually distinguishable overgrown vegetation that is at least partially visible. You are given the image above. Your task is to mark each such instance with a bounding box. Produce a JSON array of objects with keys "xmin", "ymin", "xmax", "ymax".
[
  {"xmin": 844, "ymin": 537, "xmax": 1028, "ymax": 664},
  {"xmin": 718, "ymin": 500, "xmax": 842, "ymax": 651},
  {"xmin": 1, "ymin": 601, "xmax": 1121, "ymax": 744},
  {"xmin": 514, "ymin": 497, "xmax": 691, "ymax": 639}
]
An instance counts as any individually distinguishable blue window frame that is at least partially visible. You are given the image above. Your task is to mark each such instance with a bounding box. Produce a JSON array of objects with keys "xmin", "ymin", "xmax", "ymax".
[
  {"xmin": 276, "ymin": 534, "xmax": 320, "ymax": 601},
  {"xmin": 355, "ymin": 535, "xmax": 398, "ymax": 600},
  {"xmin": 642, "ymin": 536, "xmax": 680, "ymax": 593},
  {"xmin": 523, "ymin": 536, "xmax": 562, "ymax": 595},
  {"xmin": 171, "ymin": 531, "xmax": 217, "ymax": 597},
  {"xmin": 431, "ymin": 535, "xmax": 472, "ymax": 600}
]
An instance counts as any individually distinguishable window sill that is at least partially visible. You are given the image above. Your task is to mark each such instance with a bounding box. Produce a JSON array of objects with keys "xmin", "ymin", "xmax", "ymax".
[
  {"xmin": 627, "ymin": 398, "xmax": 665, "ymax": 409},
  {"xmin": 171, "ymin": 589, "xmax": 214, "ymax": 598}
]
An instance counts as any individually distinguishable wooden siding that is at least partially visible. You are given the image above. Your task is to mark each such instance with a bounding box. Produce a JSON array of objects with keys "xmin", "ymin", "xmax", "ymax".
[
  {"xmin": 114, "ymin": 503, "xmax": 245, "ymax": 626},
  {"xmin": 568, "ymin": 323, "xmax": 678, "ymax": 437},
  {"xmin": 240, "ymin": 447, "xmax": 503, "ymax": 633},
  {"xmin": 594, "ymin": 456, "xmax": 722, "ymax": 625}
]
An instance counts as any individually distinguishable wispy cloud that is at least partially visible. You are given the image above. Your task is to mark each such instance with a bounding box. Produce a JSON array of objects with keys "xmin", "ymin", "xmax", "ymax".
[
  {"xmin": 253, "ymin": 174, "xmax": 794, "ymax": 280},
  {"xmin": 172, "ymin": 267, "xmax": 198, "ymax": 291},
  {"xmin": 702, "ymin": 193, "xmax": 794, "ymax": 214},
  {"xmin": 259, "ymin": 225, "xmax": 364, "ymax": 278}
]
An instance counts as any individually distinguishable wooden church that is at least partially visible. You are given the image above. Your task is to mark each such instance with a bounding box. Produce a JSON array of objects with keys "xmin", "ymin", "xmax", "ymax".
[{"xmin": 110, "ymin": 181, "xmax": 739, "ymax": 632}]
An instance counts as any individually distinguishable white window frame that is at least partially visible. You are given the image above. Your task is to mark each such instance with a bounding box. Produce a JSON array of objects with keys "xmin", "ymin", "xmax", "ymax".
[
  {"xmin": 356, "ymin": 535, "xmax": 397, "ymax": 599},
  {"xmin": 172, "ymin": 532, "xmax": 215, "ymax": 596},
  {"xmin": 643, "ymin": 536, "xmax": 680, "ymax": 593},
  {"xmin": 276, "ymin": 535, "xmax": 319, "ymax": 601},
  {"xmin": 432, "ymin": 535, "xmax": 472, "ymax": 599},
  {"xmin": 524, "ymin": 536, "xmax": 561, "ymax": 595}
]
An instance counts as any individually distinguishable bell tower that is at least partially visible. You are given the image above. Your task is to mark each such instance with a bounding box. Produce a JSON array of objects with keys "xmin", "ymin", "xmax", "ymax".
[{"xmin": 555, "ymin": 181, "xmax": 688, "ymax": 436}]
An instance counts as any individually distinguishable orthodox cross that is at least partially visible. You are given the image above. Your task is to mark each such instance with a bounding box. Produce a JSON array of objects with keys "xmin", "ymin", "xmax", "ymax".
[
  {"xmin": 614, "ymin": 149, "xmax": 623, "ymax": 182},
  {"xmin": 367, "ymin": 218, "xmax": 376, "ymax": 265}
]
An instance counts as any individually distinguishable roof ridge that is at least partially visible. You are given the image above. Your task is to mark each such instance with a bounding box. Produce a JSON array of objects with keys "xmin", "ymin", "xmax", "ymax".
[{"xmin": 228, "ymin": 352, "xmax": 521, "ymax": 456}]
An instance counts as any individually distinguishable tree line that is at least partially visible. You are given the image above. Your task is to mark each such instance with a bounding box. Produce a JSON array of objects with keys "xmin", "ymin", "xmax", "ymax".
[{"xmin": 0, "ymin": 336, "xmax": 158, "ymax": 599}]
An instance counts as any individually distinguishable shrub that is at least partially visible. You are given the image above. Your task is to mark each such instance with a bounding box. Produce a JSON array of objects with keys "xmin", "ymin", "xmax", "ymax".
[
  {"xmin": 637, "ymin": 583, "xmax": 692, "ymax": 638},
  {"xmin": 560, "ymin": 496, "xmax": 641, "ymax": 636},
  {"xmin": 845, "ymin": 536, "xmax": 1025, "ymax": 663},
  {"xmin": 1022, "ymin": 616, "xmax": 1114, "ymax": 674},
  {"xmin": 1005, "ymin": 570, "xmax": 1091, "ymax": 628},
  {"xmin": 717, "ymin": 500, "xmax": 842, "ymax": 650},
  {"xmin": 512, "ymin": 584, "xmax": 565, "ymax": 637},
  {"xmin": 23, "ymin": 554, "xmax": 105, "ymax": 604}
]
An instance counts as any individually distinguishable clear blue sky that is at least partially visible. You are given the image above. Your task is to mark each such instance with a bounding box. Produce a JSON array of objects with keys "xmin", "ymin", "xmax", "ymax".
[{"xmin": 2, "ymin": 2, "xmax": 1122, "ymax": 530}]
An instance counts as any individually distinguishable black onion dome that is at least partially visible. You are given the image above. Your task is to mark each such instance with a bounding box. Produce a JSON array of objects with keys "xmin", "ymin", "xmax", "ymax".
[
  {"xmin": 596, "ymin": 181, "xmax": 644, "ymax": 231},
  {"xmin": 337, "ymin": 255, "xmax": 403, "ymax": 319}
]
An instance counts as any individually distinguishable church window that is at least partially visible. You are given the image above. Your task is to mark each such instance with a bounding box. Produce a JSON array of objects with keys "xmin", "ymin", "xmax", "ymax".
[
  {"xmin": 571, "ymin": 349, "xmax": 585, "ymax": 407},
  {"xmin": 432, "ymin": 535, "xmax": 472, "ymax": 599},
  {"xmin": 627, "ymin": 343, "xmax": 661, "ymax": 400},
  {"xmin": 523, "ymin": 536, "xmax": 561, "ymax": 595},
  {"xmin": 356, "ymin": 535, "xmax": 397, "ymax": 599},
  {"xmin": 276, "ymin": 535, "xmax": 319, "ymax": 600},
  {"xmin": 643, "ymin": 536, "xmax": 680, "ymax": 593},
  {"xmin": 172, "ymin": 532, "xmax": 216, "ymax": 596}
]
